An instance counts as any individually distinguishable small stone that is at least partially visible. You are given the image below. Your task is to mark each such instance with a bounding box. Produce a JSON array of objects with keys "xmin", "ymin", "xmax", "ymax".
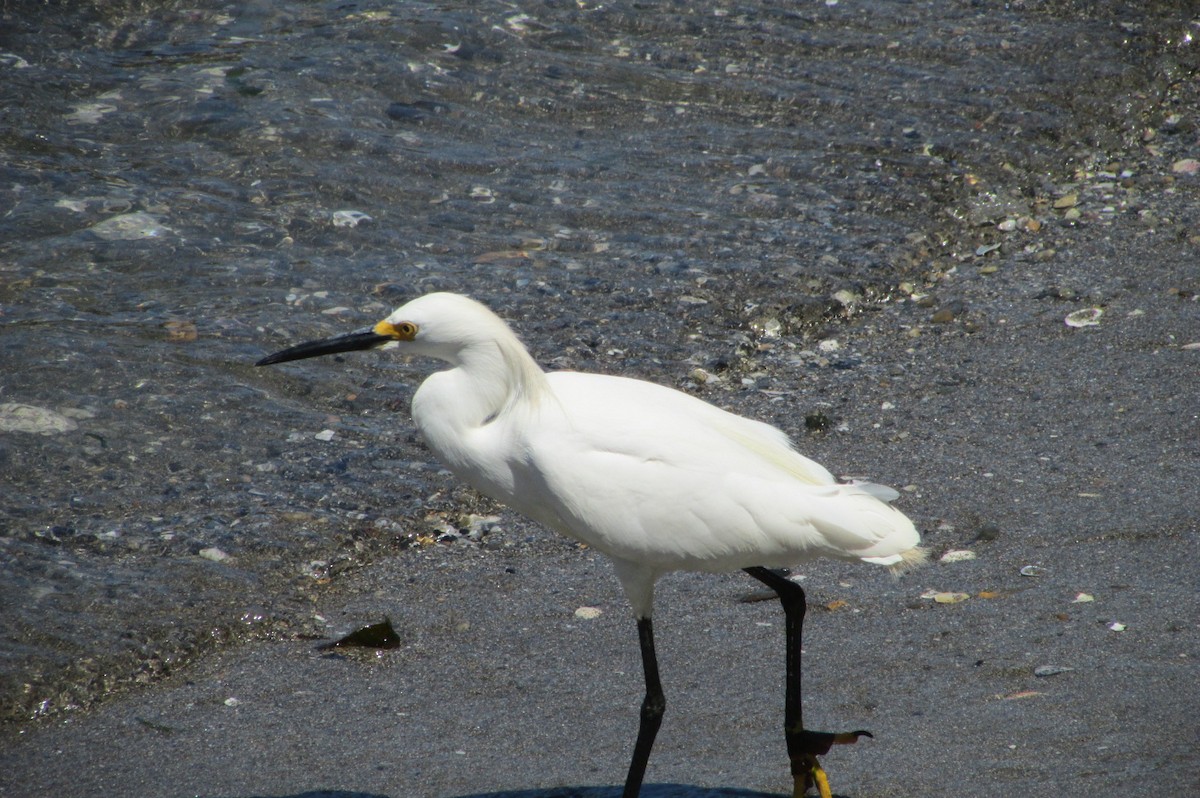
[
  {"xmin": 163, "ymin": 320, "xmax": 198, "ymax": 342},
  {"xmin": 314, "ymin": 429, "xmax": 336, "ymax": 441},
  {"xmin": 199, "ymin": 547, "xmax": 230, "ymax": 562},
  {"xmin": 574, "ymin": 606, "xmax": 603, "ymax": 620},
  {"xmin": 930, "ymin": 308, "xmax": 956, "ymax": 324},
  {"xmin": 939, "ymin": 549, "xmax": 977, "ymax": 563},
  {"xmin": 1053, "ymin": 192, "xmax": 1078, "ymax": 209},
  {"xmin": 331, "ymin": 210, "xmax": 372, "ymax": 227},
  {"xmin": 1033, "ymin": 665, "xmax": 1074, "ymax": 678},
  {"xmin": 1065, "ymin": 308, "xmax": 1103, "ymax": 328},
  {"xmin": 1171, "ymin": 158, "xmax": 1200, "ymax": 175},
  {"xmin": 88, "ymin": 211, "xmax": 171, "ymax": 241},
  {"xmin": 751, "ymin": 317, "xmax": 782, "ymax": 338},
  {"xmin": 0, "ymin": 403, "xmax": 79, "ymax": 435}
]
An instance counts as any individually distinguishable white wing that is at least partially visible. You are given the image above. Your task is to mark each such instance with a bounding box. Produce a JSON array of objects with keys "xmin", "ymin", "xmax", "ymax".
[{"xmin": 504, "ymin": 372, "xmax": 918, "ymax": 574}]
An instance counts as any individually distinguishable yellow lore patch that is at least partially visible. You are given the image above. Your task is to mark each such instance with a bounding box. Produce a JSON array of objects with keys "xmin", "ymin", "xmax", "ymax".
[{"xmin": 375, "ymin": 320, "xmax": 418, "ymax": 340}]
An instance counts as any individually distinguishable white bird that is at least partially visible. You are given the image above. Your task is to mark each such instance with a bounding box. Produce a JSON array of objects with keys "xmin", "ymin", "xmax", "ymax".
[{"xmin": 257, "ymin": 292, "xmax": 924, "ymax": 798}]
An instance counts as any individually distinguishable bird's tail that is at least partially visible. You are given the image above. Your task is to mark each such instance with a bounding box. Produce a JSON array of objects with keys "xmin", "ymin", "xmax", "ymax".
[{"xmin": 862, "ymin": 545, "xmax": 928, "ymax": 575}]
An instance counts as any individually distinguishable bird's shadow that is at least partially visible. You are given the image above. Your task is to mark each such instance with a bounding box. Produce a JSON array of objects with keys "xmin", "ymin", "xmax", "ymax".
[
  {"xmin": 465, "ymin": 787, "xmax": 786, "ymax": 798},
  {"xmin": 223, "ymin": 785, "xmax": 798, "ymax": 798}
]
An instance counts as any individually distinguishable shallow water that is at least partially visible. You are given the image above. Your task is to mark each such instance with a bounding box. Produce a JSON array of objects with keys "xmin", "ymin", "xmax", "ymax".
[{"xmin": 0, "ymin": 0, "xmax": 1194, "ymax": 722}]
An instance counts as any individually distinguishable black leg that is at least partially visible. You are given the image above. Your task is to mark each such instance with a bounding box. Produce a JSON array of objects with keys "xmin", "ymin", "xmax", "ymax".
[
  {"xmin": 622, "ymin": 616, "xmax": 665, "ymax": 798},
  {"xmin": 745, "ymin": 567, "xmax": 870, "ymax": 798}
]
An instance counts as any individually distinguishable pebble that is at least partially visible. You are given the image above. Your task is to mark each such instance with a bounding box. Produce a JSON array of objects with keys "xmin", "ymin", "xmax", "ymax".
[
  {"xmin": 1065, "ymin": 307, "xmax": 1103, "ymax": 328},
  {"xmin": 88, "ymin": 211, "xmax": 171, "ymax": 240},
  {"xmin": 920, "ymin": 590, "xmax": 970, "ymax": 604},
  {"xmin": 0, "ymin": 403, "xmax": 79, "ymax": 435},
  {"xmin": 751, "ymin": 317, "xmax": 782, "ymax": 338},
  {"xmin": 331, "ymin": 210, "xmax": 372, "ymax": 227},
  {"xmin": 199, "ymin": 547, "xmax": 230, "ymax": 562},
  {"xmin": 1034, "ymin": 665, "xmax": 1074, "ymax": 678},
  {"xmin": 930, "ymin": 308, "xmax": 956, "ymax": 324},
  {"xmin": 939, "ymin": 549, "xmax": 977, "ymax": 563},
  {"xmin": 574, "ymin": 606, "xmax": 603, "ymax": 620},
  {"xmin": 163, "ymin": 320, "xmax": 198, "ymax": 342},
  {"xmin": 934, "ymin": 592, "xmax": 970, "ymax": 604},
  {"xmin": 817, "ymin": 338, "xmax": 840, "ymax": 353},
  {"xmin": 1171, "ymin": 158, "xmax": 1200, "ymax": 175},
  {"xmin": 1053, "ymin": 192, "xmax": 1078, "ymax": 209},
  {"xmin": 314, "ymin": 429, "xmax": 336, "ymax": 441}
]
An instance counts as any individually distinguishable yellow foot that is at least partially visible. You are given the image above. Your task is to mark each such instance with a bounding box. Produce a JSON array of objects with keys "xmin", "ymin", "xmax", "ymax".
[
  {"xmin": 789, "ymin": 753, "xmax": 833, "ymax": 798},
  {"xmin": 810, "ymin": 758, "xmax": 833, "ymax": 798}
]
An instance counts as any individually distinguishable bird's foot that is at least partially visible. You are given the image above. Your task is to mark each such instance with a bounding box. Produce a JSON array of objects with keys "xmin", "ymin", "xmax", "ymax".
[{"xmin": 789, "ymin": 730, "xmax": 872, "ymax": 798}]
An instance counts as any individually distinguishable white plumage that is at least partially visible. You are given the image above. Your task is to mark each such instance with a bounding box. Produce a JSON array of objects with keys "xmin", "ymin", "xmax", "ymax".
[
  {"xmin": 380, "ymin": 292, "xmax": 920, "ymax": 614},
  {"xmin": 257, "ymin": 291, "xmax": 924, "ymax": 798}
]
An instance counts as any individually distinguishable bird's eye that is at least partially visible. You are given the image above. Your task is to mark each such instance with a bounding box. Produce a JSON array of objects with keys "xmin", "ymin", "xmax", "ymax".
[{"xmin": 374, "ymin": 319, "xmax": 419, "ymax": 340}]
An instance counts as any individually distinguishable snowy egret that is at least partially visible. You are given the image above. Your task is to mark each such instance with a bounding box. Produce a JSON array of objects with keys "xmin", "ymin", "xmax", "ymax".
[{"xmin": 257, "ymin": 292, "xmax": 924, "ymax": 798}]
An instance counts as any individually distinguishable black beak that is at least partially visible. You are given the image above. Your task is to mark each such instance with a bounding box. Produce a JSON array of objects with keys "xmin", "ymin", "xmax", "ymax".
[{"xmin": 256, "ymin": 327, "xmax": 392, "ymax": 366}]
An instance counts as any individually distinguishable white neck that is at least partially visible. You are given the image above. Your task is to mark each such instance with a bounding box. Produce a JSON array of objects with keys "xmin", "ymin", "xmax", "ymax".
[{"xmin": 409, "ymin": 333, "xmax": 548, "ymax": 477}]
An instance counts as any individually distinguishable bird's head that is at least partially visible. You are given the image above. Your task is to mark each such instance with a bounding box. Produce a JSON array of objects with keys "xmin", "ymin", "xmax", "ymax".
[{"xmin": 255, "ymin": 292, "xmax": 508, "ymax": 367}]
